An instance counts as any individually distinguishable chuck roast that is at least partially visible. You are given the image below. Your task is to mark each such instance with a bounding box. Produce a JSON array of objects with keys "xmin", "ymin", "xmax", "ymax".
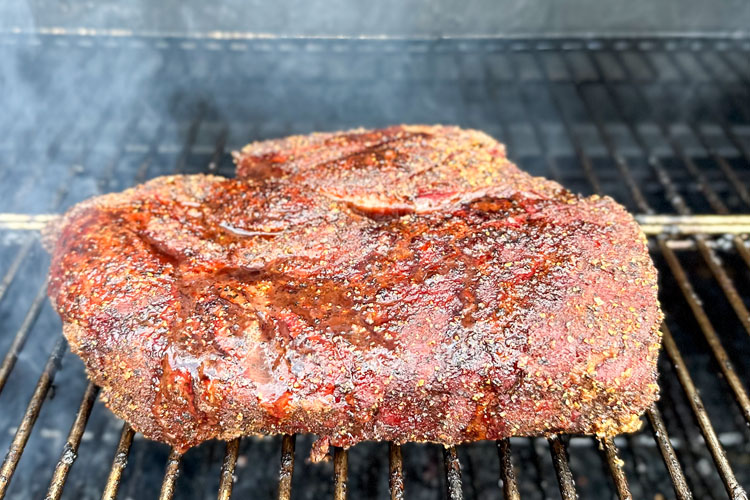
[{"xmin": 47, "ymin": 125, "xmax": 662, "ymax": 456}]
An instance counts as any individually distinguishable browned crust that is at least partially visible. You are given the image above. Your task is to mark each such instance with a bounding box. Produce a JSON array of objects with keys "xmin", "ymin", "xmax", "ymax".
[{"xmin": 47, "ymin": 126, "xmax": 662, "ymax": 457}]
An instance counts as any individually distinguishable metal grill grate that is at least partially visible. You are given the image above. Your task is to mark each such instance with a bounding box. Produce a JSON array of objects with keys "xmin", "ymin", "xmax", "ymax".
[{"xmin": 0, "ymin": 35, "xmax": 749, "ymax": 499}]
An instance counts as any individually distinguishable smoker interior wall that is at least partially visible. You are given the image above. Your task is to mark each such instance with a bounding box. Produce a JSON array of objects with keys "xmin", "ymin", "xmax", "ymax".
[{"xmin": 2, "ymin": 0, "xmax": 749, "ymax": 36}]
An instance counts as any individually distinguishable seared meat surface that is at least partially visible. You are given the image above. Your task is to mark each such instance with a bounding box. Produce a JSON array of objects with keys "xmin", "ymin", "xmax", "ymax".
[
  {"xmin": 47, "ymin": 125, "xmax": 661, "ymax": 456},
  {"xmin": 235, "ymin": 125, "xmax": 560, "ymax": 214}
]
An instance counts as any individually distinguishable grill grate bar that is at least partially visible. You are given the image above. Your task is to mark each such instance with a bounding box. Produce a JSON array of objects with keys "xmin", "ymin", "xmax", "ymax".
[
  {"xmin": 133, "ymin": 121, "xmax": 169, "ymax": 184},
  {"xmin": 277, "ymin": 435, "xmax": 296, "ymax": 500},
  {"xmin": 442, "ymin": 446, "xmax": 463, "ymax": 500},
  {"xmin": 686, "ymin": 118, "xmax": 750, "ymax": 208},
  {"xmin": 694, "ymin": 237, "xmax": 750, "ymax": 336},
  {"xmin": 730, "ymin": 236, "xmax": 750, "ymax": 270},
  {"xmin": 0, "ymin": 215, "xmax": 58, "ymax": 231},
  {"xmin": 158, "ymin": 449, "xmax": 182, "ymax": 500},
  {"xmin": 208, "ymin": 127, "xmax": 228, "ymax": 174},
  {"xmin": 646, "ymin": 406, "xmax": 693, "ymax": 500},
  {"xmin": 547, "ymin": 436, "xmax": 576, "ymax": 500},
  {"xmin": 714, "ymin": 119, "xmax": 750, "ymax": 168},
  {"xmin": 496, "ymin": 439, "xmax": 520, "ymax": 500},
  {"xmin": 333, "ymin": 447, "xmax": 348, "ymax": 500},
  {"xmin": 217, "ymin": 438, "xmax": 240, "ymax": 500},
  {"xmin": 661, "ymin": 324, "xmax": 748, "ymax": 500},
  {"xmin": 0, "ymin": 237, "xmax": 34, "ymax": 304},
  {"xmin": 0, "ymin": 281, "xmax": 48, "ymax": 395},
  {"xmin": 96, "ymin": 115, "xmax": 143, "ymax": 193},
  {"xmin": 100, "ymin": 423, "xmax": 135, "ymax": 500},
  {"xmin": 636, "ymin": 214, "xmax": 750, "ymax": 225},
  {"xmin": 45, "ymin": 382, "xmax": 100, "ymax": 500},
  {"xmin": 695, "ymin": 134, "xmax": 750, "ymax": 210},
  {"xmin": 174, "ymin": 107, "xmax": 206, "ymax": 175},
  {"xmin": 601, "ymin": 438, "xmax": 633, "ymax": 500},
  {"xmin": 0, "ymin": 337, "xmax": 67, "ymax": 499},
  {"xmin": 388, "ymin": 443, "xmax": 404, "ymax": 500}
]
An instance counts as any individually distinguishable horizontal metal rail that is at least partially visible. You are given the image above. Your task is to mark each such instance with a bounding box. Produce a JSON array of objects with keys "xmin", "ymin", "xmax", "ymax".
[
  {"xmin": 4, "ymin": 212, "xmax": 750, "ymax": 236},
  {"xmin": 0, "ymin": 213, "xmax": 59, "ymax": 229}
]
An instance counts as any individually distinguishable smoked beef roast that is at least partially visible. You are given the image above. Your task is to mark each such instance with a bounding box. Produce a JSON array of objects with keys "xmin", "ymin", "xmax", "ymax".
[{"xmin": 46, "ymin": 125, "xmax": 662, "ymax": 457}]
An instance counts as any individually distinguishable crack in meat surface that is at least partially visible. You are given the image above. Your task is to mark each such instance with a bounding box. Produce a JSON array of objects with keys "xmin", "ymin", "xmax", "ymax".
[{"xmin": 47, "ymin": 125, "xmax": 662, "ymax": 456}]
